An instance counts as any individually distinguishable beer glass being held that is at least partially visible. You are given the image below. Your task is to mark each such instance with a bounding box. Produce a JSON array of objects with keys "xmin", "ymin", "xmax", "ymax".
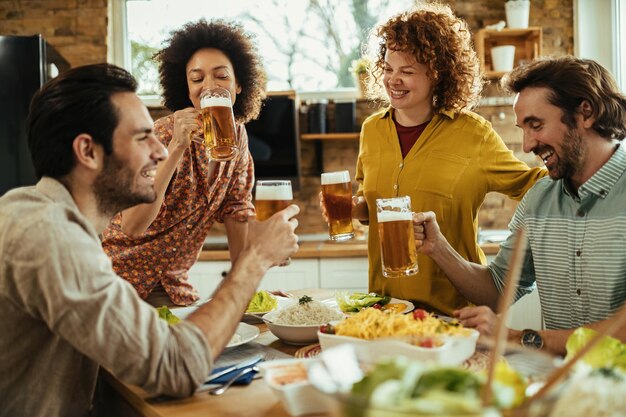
[
  {"xmin": 376, "ymin": 196, "xmax": 419, "ymax": 278},
  {"xmin": 200, "ymin": 87, "xmax": 238, "ymax": 161},
  {"xmin": 321, "ymin": 170, "xmax": 354, "ymax": 241},
  {"xmin": 255, "ymin": 180, "xmax": 294, "ymax": 266}
]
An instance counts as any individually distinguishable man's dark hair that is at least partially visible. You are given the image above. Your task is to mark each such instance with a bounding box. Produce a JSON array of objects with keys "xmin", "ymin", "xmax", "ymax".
[
  {"xmin": 154, "ymin": 19, "xmax": 266, "ymax": 124},
  {"xmin": 27, "ymin": 63, "xmax": 137, "ymax": 179},
  {"xmin": 502, "ymin": 56, "xmax": 626, "ymax": 140}
]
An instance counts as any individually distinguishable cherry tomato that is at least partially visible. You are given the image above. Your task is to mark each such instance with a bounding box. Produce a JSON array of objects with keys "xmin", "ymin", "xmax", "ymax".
[
  {"xmin": 418, "ymin": 337, "xmax": 435, "ymax": 348},
  {"xmin": 319, "ymin": 324, "xmax": 335, "ymax": 334},
  {"xmin": 412, "ymin": 309, "xmax": 428, "ymax": 320},
  {"xmin": 372, "ymin": 303, "xmax": 382, "ymax": 310}
]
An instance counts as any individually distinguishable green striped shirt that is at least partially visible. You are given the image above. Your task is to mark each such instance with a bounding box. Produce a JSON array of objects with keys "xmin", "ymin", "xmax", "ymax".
[{"xmin": 490, "ymin": 142, "xmax": 626, "ymax": 330}]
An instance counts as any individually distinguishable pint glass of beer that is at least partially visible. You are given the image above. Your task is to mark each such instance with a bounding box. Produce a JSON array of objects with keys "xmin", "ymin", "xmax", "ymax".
[
  {"xmin": 321, "ymin": 170, "xmax": 354, "ymax": 241},
  {"xmin": 200, "ymin": 87, "xmax": 238, "ymax": 161},
  {"xmin": 255, "ymin": 180, "xmax": 293, "ymax": 221},
  {"xmin": 376, "ymin": 196, "xmax": 418, "ymax": 278}
]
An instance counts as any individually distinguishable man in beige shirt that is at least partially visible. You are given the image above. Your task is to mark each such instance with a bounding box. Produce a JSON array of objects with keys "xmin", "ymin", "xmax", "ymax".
[{"xmin": 0, "ymin": 64, "xmax": 299, "ymax": 417}]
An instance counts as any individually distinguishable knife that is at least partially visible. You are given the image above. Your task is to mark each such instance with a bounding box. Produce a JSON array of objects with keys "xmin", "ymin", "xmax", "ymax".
[{"xmin": 204, "ymin": 354, "xmax": 264, "ymax": 384}]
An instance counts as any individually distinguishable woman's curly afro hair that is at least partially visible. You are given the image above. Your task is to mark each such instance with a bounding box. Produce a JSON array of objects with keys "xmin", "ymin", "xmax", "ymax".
[
  {"xmin": 154, "ymin": 19, "xmax": 267, "ymax": 123},
  {"xmin": 371, "ymin": 3, "xmax": 483, "ymax": 111}
]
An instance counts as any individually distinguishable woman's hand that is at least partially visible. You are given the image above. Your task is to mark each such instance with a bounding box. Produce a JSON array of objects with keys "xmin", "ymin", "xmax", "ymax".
[{"xmin": 170, "ymin": 107, "xmax": 202, "ymax": 153}]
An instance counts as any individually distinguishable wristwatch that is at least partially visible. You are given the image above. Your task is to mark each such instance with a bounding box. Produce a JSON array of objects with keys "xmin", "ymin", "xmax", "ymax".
[{"xmin": 520, "ymin": 329, "xmax": 544, "ymax": 350}]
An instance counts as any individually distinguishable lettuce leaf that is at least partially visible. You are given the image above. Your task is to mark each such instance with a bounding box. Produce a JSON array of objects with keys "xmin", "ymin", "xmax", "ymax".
[
  {"xmin": 246, "ymin": 290, "xmax": 278, "ymax": 313},
  {"xmin": 565, "ymin": 327, "xmax": 626, "ymax": 372},
  {"xmin": 336, "ymin": 292, "xmax": 391, "ymax": 313},
  {"xmin": 157, "ymin": 306, "xmax": 181, "ymax": 325}
]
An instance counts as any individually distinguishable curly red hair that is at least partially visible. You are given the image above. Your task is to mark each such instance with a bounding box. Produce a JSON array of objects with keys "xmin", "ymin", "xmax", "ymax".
[{"xmin": 369, "ymin": 3, "xmax": 482, "ymax": 111}]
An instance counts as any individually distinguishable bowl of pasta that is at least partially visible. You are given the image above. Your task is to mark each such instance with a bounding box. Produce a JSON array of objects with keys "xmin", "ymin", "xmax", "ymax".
[{"xmin": 317, "ymin": 308, "xmax": 479, "ymax": 366}]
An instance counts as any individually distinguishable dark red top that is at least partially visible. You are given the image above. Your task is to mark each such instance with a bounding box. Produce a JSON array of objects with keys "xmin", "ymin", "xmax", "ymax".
[{"xmin": 394, "ymin": 117, "xmax": 430, "ymax": 158}]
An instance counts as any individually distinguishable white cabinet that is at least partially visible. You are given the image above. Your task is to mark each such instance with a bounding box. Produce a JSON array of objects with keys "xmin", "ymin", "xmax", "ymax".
[
  {"xmin": 319, "ymin": 258, "xmax": 368, "ymax": 293},
  {"xmin": 187, "ymin": 259, "xmax": 320, "ymax": 300},
  {"xmin": 258, "ymin": 259, "xmax": 319, "ymax": 292},
  {"xmin": 188, "ymin": 260, "xmax": 230, "ymax": 300}
]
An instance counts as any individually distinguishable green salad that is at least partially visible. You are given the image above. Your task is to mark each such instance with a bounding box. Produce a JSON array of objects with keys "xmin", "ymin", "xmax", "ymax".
[
  {"xmin": 348, "ymin": 357, "xmax": 526, "ymax": 414},
  {"xmin": 246, "ymin": 290, "xmax": 278, "ymax": 313},
  {"xmin": 336, "ymin": 292, "xmax": 391, "ymax": 313}
]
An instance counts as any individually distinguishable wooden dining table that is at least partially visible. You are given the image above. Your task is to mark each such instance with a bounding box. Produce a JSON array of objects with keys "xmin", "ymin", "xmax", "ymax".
[
  {"xmin": 99, "ymin": 322, "xmax": 328, "ymax": 417},
  {"xmin": 98, "ymin": 289, "xmax": 335, "ymax": 417}
]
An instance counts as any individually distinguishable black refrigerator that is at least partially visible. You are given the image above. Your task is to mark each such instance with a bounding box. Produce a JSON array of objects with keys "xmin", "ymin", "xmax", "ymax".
[{"xmin": 0, "ymin": 35, "xmax": 69, "ymax": 195}]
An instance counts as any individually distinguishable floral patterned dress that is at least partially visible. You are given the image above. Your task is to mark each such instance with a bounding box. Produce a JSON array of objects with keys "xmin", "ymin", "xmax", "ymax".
[{"xmin": 102, "ymin": 115, "xmax": 255, "ymax": 305}]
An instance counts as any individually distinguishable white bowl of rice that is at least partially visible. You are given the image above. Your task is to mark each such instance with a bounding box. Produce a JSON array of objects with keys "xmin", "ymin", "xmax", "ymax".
[{"xmin": 263, "ymin": 298, "xmax": 344, "ymax": 345}]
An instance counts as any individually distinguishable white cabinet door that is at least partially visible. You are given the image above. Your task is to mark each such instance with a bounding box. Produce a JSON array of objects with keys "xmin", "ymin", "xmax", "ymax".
[
  {"xmin": 188, "ymin": 261, "xmax": 231, "ymax": 300},
  {"xmin": 188, "ymin": 259, "xmax": 320, "ymax": 299},
  {"xmin": 319, "ymin": 258, "xmax": 368, "ymax": 293},
  {"xmin": 257, "ymin": 259, "xmax": 319, "ymax": 292}
]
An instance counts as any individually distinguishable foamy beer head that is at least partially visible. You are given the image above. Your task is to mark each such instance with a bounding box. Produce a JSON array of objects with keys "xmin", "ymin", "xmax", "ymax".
[
  {"xmin": 255, "ymin": 180, "xmax": 293, "ymax": 221},
  {"xmin": 200, "ymin": 88, "xmax": 238, "ymax": 161},
  {"xmin": 376, "ymin": 196, "xmax": 418, "ymax": 278},
  {"xmin": 321, "ymin": 170, "xmax": 354, "ymax": 241}
]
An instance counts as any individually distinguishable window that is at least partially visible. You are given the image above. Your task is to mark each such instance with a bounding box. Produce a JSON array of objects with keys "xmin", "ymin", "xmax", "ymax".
[{"xmin": 109, "ymin": 0, "xmax": 414, "ymax": 99}]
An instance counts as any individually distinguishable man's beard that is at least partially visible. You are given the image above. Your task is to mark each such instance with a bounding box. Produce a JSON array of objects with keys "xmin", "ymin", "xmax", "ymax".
[
  {"xmin": 548, "ymin": 126, "xmax": 586, "ymax": 181},
  {"xmin": 93, "ymin": 153, "xmax": 156, "ymax": 217}
]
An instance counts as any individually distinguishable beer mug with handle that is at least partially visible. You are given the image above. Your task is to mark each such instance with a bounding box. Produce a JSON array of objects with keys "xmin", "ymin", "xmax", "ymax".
[
  {"xmin": 376, "ymin": 196, "xmax": 418, "ymax": 278},
  {"xmin": 200, "ymin": 87, "xmax": 238, "ymax": 161},
  {"xmin": 321, "ymin": 170, "xmax": 354, "ymax": 241}
]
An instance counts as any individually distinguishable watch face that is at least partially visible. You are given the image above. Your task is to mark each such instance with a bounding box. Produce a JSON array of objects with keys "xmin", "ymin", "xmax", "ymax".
[{"xmin": 522, "ymin": 330, "xmax": 543, "ymax": 349}]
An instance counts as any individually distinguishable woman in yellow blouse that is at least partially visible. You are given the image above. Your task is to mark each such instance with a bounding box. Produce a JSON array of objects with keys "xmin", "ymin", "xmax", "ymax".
[{"xmin": 353, "ymin": 4, "xmax": 545, "ymax": 315}]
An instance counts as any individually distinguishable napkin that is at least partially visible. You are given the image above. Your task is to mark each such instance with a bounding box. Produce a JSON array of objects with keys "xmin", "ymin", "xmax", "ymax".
[{"xmin": 207, "ymin": 363, "xmax": 260, "ymax": 385}]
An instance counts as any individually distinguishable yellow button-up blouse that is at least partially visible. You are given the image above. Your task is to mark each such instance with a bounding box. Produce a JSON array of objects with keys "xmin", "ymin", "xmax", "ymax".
[{"xmin": 356, "ymin": 107, "xmax": 546, "ymax": 315}]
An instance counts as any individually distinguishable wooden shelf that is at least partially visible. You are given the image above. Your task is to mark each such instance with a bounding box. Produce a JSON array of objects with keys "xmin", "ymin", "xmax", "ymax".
[
  {"xmin": 301, "ymin": 133, "xmax": 359, "ymax": 141},
  {"xmin": 475, "ymin": 27, "xmax": 543, "ymax": 79}
]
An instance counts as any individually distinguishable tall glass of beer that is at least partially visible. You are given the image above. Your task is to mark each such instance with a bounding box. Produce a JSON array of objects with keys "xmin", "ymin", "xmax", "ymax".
[
  {"xmin": 376, "ymin": 196, "xmax": 418, "ymax": 278},
  {"xmin": 321, "ymin": 170, "xmax": 354, "ymax": 241},
  {"xmin": 200, "ymin": 87, "xmax": 238, "ymax": 161},
  {"xmin": 255, "ymin": 180, "xmax": 293, "ymax": 221}
]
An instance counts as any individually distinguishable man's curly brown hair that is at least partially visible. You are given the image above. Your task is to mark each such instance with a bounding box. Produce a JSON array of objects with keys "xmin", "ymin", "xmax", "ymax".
[
  {"xmin": 370, "ymin": 3, "xmax": 483, "ymax": 111},
  {"xmin": 154, "ymin": 19, "xmax": 267, "ymax": 124}
]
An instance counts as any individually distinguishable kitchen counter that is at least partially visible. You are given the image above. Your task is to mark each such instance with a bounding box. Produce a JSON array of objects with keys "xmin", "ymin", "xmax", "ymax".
[{"xmin": 198, "ymin": 240, "xmax": 501, "ymax": 261}]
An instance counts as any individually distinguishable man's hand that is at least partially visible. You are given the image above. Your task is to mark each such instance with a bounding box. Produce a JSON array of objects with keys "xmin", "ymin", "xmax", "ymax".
[
  {"xmin": 412, "ymin": 211, "xmax": 444, "ymax": 255},
  {"xmin": 246, "ymin": 204, "xmax": 300, "ymax": 268},
  {"xmin": 454, "ymin": 305, "xmax": 499, "ymax": 337}
]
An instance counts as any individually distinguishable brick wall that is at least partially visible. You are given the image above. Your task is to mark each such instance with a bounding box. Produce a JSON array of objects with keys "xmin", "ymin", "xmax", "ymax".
[{"xmin": 0, "ymin": 0, "xmax": 108, "ymax": 66}]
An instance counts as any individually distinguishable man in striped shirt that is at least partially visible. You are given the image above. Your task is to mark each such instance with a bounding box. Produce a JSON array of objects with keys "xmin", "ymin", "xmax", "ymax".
[{"xmin": 414, "ymin": 56, "xmax": 626, "ymax": 355}]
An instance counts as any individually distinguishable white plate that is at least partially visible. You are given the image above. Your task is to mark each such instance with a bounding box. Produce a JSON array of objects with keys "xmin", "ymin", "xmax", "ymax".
[
  {"xmin": 227, "ymin": 322, "xmax": 260, "ymax": 348},
  {"xmin": 330, "ymin": 296, "xmax": 415, "ymax": 314},
  {"xmin": 171, "ymin": 307, "xmax": 259, "ymax": 348}
]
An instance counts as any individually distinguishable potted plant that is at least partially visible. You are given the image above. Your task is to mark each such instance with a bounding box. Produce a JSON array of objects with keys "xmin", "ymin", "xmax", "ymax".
[{"xmin": 350, "ymin": 57, "xmax": 371, "ymax": 98}]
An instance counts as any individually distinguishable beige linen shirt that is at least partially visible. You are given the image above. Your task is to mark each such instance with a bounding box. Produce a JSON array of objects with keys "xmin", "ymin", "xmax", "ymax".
[{"xmin": 0, "ymin": 178, "xmax": 213, "ymax": 417}]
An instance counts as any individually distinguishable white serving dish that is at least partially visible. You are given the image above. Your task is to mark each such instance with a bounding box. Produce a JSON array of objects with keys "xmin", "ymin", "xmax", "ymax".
[
  {"xmin": 259, "ymin": 358, "xmax": 332, "ymax": 416},
  {"xmin": 317, "ymin": 329, "xmax": 479, "ymax": 366},
  {"xmin": 263, "ymin": 309, "xmax": 322, "ymax": 345}
]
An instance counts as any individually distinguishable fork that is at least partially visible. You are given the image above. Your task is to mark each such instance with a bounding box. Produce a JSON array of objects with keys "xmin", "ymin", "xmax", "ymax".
[{"xmin": 208, "ymin": 366, "xmax": 260, "ymax": 396}]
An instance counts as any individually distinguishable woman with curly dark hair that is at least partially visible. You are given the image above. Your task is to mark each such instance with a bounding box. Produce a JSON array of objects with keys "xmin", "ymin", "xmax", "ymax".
[
  {"xmin": 351, "ymin": 3, "xmax": 546, "ymax": 315},
  {"xmin": 102, "ymin": 19, "xmax": 267, "ymax": 306}
]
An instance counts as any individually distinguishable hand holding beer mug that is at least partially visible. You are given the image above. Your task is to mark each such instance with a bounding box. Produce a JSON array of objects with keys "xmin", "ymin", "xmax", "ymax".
[
  {"xmin": 376, "ymin": 196, "xmax": 419, "ymax": 278},
  {"xmin": 321, "ymin": 170, "xmax": 354, "ymax": 241},
  {"xmin": 255, "ymin": 180, "xmax": 294, "ymax": 266},
  {"xmin": 200, "ymin": 87, "xmax": 238, "ymax": 161}
]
